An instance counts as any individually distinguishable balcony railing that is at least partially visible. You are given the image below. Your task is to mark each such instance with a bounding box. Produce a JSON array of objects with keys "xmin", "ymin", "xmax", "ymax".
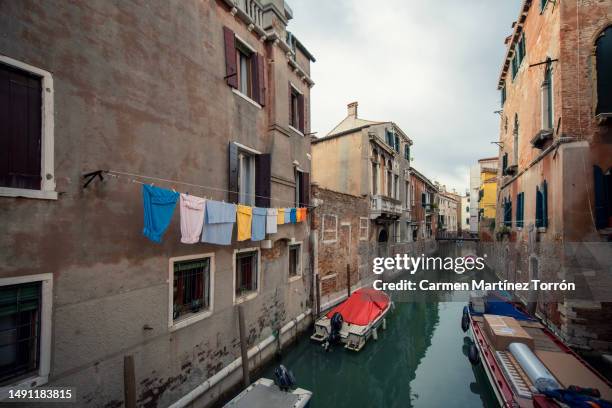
[
  {"xmin": 226, "ymin": 0, "xmax": 264, "ymax": 32},
  {"xmin": 370, "ymin": 195, "xmax": 403, "ymax": 218},
  {"xmin": 241, "ymin": 0, "xmax": 263, "ymax": 27}
]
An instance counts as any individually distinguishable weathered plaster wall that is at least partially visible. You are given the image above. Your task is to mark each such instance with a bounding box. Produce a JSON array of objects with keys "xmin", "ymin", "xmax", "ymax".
[
  {"xmin": 0, "ymin": 0, "xmax": 314, "ymax": 406},
  {"xmin": 311, "ymin": 132, "xmax": 363, "ymax": 196}
]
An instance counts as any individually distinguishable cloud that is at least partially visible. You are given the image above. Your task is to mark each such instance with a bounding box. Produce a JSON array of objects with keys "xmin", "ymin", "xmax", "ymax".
[{"xmin": 287, "ymin": 0, "xmax": 521, "ymax": 192}]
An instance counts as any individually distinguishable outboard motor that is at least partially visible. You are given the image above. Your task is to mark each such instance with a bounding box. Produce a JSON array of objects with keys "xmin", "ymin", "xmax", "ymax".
[
  {"xmin": 274, "ymin": 364, "xmax": 296, "ymax": 391},
  {"xmin": 323, "ymin": 312, "xmax": 343, "ymax": 351}
]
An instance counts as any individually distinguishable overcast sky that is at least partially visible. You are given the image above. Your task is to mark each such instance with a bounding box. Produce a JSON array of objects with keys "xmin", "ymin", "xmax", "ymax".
[{"xmin": 288, "ymin": 0, "xmax": 522, "ymax": 193}]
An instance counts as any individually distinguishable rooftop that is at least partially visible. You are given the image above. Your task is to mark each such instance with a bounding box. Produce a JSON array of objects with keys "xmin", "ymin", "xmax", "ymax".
[
  {"xmin": 313, "ymin": 102, "xmax": 412, "ymax": 144},
  {"xmin": 498, "ymin": 0, "xmax": 532, "ymax": 88}
]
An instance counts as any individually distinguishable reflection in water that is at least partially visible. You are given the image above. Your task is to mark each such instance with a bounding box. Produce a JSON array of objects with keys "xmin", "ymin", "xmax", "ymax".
[{"xmin": 260, "ymin": 243, "xmax": 500, "ymax": 407}]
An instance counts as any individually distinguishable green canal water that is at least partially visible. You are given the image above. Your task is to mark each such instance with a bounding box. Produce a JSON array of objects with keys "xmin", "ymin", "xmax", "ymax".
[{"xmin": 260, "ymin": 244, "xmax": 501, "ymax": 408}]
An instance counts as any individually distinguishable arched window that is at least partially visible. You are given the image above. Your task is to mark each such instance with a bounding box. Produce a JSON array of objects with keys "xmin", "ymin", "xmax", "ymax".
[
  {"xmin": 595, "ymin": 26, "xmax": 612, "ymax": 115},
  {"xmin": 541, "ymin": 59, "xmax": 553, "ymax": 129},
  {"xmin": 513, "ymin": 114, "xmax": 519, "ymax": 165}
]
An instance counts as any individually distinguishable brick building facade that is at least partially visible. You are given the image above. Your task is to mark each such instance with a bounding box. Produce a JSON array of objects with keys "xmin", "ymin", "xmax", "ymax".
[{"xmin": 491, "ymin": 0, "xmax": 612, "ymax": 351}]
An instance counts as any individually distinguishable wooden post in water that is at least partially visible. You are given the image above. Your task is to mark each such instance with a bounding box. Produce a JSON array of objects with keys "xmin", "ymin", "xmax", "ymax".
[
  {"xmin": 346, "ymin": 264, "xmax": 351, "ymax": 298},
  {"xmin": 315, "ymin": 274, "xmax": 321, "ymax": 316},
  {"xmin": 237, "ymin": 305, "xmax": 250, "ymax": 388},
  {"xmin": 123, "ymin": 355, "xmax": 136, "ymax": 408}
]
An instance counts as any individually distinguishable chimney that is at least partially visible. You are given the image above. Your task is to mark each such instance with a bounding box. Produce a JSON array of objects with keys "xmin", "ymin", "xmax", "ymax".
[{"xmin": 347, "ymin": 101, "xmax": 358, "ymax": 118}]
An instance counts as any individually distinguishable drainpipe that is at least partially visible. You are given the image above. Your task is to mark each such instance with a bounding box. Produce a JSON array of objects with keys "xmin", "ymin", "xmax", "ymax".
[{"xmin": 168, "ymin": 309, "xmax": 311, "ymax": 408}]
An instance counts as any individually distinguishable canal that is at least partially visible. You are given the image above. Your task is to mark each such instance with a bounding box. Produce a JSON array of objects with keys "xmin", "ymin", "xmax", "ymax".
[{"xmin": 259, "ymin": 243, "xmax": 501, "ymax": 408}]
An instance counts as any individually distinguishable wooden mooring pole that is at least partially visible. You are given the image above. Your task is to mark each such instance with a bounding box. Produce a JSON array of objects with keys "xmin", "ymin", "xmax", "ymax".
[
  {"xmin": 237, "ymin": 305, "xmax": 250, "ymax": 388},
  {"xmin": 346, "ymin": 264, "xmax": 351, "ymax": 298},
  {"xmin": 123, "ymin": 355, "xmax": 136, "ymax": 408},
  {"xmin": 315, "ymin": 274, "xmax": 321, "ymax": 317}
]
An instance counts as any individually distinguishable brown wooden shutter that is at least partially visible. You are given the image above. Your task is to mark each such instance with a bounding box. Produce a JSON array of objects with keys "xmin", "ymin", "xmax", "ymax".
[
  {"xmin": 228, "ymin": 142, "xmax": 239, "ymax": 203},
  {"xmin": 223, "ymin": 27, "xmax": 238, "ymax": 88},
  {"xmin": 297, "ymin": 93, "xmax": 305, "ymax": 132},
  {"xmin": 255, "ymin": 153, "xmax": 271, "ymax": 207},
  {"xmin": 300, "ymin": 171, "xmax": 310, "ymax": 207},
  {"xmin": 0, "ymin": 64, "xmax": 41, "ymax": 190},
  {"xmin": 255, "ymin": 53, "xmax": 265, "ymax": 106}
]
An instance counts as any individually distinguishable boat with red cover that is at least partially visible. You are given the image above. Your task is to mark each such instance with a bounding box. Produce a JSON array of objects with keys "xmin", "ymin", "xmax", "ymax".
[
  {"xmin": 310, "ymin": 288, "xmax": 392, "ymax": 352},
  {"xmin": 463, "ymin": 292, "xmax": 612, "ymax": 407}
]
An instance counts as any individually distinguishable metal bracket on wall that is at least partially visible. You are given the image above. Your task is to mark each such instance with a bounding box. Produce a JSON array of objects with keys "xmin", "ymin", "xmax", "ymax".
[{"xmin": 82, "ymin": 170, "xmax": 105, "ymax": 189}]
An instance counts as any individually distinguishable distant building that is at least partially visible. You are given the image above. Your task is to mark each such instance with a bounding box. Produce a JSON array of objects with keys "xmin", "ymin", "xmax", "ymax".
[
  {"xmin": 461, "ymin": 193, "xmax": 470, "ymax": 232},
  {"xmin": 311, "ymin": 101, "xmax": 413, "ymax": 250},
  {"xmin": 492, "ymin": 0, "xmax": 612, "ymax": 350},
  {"xmin": 437, "ymin": 185, "xmax": 459, "ymax": 233},
  {"xmin": 478, "ymin": 157, "xmax": 499, "ymax": 240},
  {"xmin": 409, "ymin": 168, "xmax": 438, "ymax": 240},
  {"xmin": 468, "ymin": 157, "xmax": 498, "ymax": 236},
  {"xmin": 469, "ymin": 165, "xmax": 481, "ymax": 233}
]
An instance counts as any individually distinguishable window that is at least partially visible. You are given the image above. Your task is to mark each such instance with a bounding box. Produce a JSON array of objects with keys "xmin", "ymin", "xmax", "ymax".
[
  {"xmin": 322, "ymin": 214, "xmax": 337, "ymax": 243},
  {"xmin": 516, "ymin": 192, "xmax": 525, "ymax": 228},
  {"xmin": 404, "ymin": 145, "xmax": 410, "ymax": 161},
  {"xmin": 0, "ymin": 282, "xmax": 41, "ymax": 385},
  {"xmin": 535, "ymin": 180, "xmax": 548, "ymax": 229},
  {"xmin": 288, "ymin": 244, "xmax": 302, "ymax": 279},
  {"xmin": 385, "ymin": 129, "xmax": 394, "ymax": 147},
  {"xmin": 593, "ymin": 165, "xmax": 612, "ymax": 229},
  {"xmin": 394, "ymin": 135, "xmax": 400, "ymax": 153},
  {"xmin": 511, "ymin": 34, "xmax": 526, "ymax": 80},
  {"xmin": 540, "ymin": 0, "xmax": 549, "ymax": 12},
  {"xmin": 595, "ymin": 26, "xmax": 612, "ymax": 115},
  {"xmin": 236, "ymin": 45, "xmax": 254, "ymax": 98},
  {"xmin": 372, "ymin": 155, "xmax": 379, "ymax": 195},
  {"xmin": 228, "ymin": 143, "xmax": 270, "ymax": 207},
  {"xmin": 289, "ymin": 84, "xmax": 305, "ymax": 133},
  {"xmin": 394, "ymin": 221, "xmax": 401, "ymax": 243},
  {"xmin": 234, "ymin": 249, "xmax": 260, "ymax": 302},
  {"xmin": 541, "ymin": 60, "xmax": 554, "ymax": 130},
  {"xmin": 421, "ymin": 192, "xmax": 426, "ymax": 207},
  {"xmin": 239, "ymin": 151, "xmax": 256, "ymax": 206},
  {"xmin": 405, "ymin": 181, "xmax": 410, "ymax": 206},
  {"xmin": 387, "ymin": 169, "xmax": 392, "ymax": 197},
  {"xmin": 223, "ymin": 27, "xmax": 265, "ymax": 106},
  {"xmin": 170, "ymin": 255, "xmax": 213, "ymax": 329},
  {"xmin": 503, "ymin": 197, "xmax": 512, "ymax": 227},
  {"xmin": 359, "ymin": 217, "xmax": 369, "ymax": 241},
  {"xmin": 294, "ymin": 169, "xmax": 310, "ymax": 208},
  {"xmin": 394, "ymin": 175, "xmax": 399, "ymax": 199},
  {"xmin": 0, "ymin": 274, "xmax": 52, "ymax": 392},
  {"xmin": 411, "ymin": 184, "xmax": 415, "ymax": 206},
  {"xmin": 513, "ymin": 114, "xmax": 519, "ymax": 165},
  {"xmin": 0, "ymin": 57, "xmax": 55, "ymax": 199},
  {"xmin": 501, "ymin": 84, "xmax": 506, "ymax": 106},
  {"xmin": 502, "ymin": 152, "xmax": 508, "ymax": 174}
]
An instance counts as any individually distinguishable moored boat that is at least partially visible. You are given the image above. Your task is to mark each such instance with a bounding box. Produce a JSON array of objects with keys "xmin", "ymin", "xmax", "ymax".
[
  {"xmin": 463, "ymin": 292, "xmax": 612, "ymax": 407},
  {"xmin": 311, "ymin": 288, "xmax": 392, "ymax": 351}
]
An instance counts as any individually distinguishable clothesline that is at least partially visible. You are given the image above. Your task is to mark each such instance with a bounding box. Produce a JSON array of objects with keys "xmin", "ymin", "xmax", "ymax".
[{"xmin": 103, "ymin": 170, "xmax": 315, "ymax": 208}]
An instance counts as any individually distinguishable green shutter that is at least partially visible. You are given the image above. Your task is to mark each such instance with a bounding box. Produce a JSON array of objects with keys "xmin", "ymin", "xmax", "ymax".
[
  {"xmin": 542, "ymin": 180, "xmax": 548, "ymax": 228},
  {"xmin": 593, "ymin": 165, "xmax": 608, "ymax": 229},
  {"xmin": 535, "ymin": 186, "xmax": 542, "ymax": 227}
]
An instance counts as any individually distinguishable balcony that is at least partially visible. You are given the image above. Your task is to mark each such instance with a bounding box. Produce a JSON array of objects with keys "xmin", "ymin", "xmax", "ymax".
[
  {"xmin": 224, "ymin": 0, "xmax": 265, "ymax": 35},
  {"xmin": 530, "ymin": 129, "xmax": 553, "ymax": 149},
  {"xmin": 370, "ymin": 195, "xmax": 402, "ymax": 220}
]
